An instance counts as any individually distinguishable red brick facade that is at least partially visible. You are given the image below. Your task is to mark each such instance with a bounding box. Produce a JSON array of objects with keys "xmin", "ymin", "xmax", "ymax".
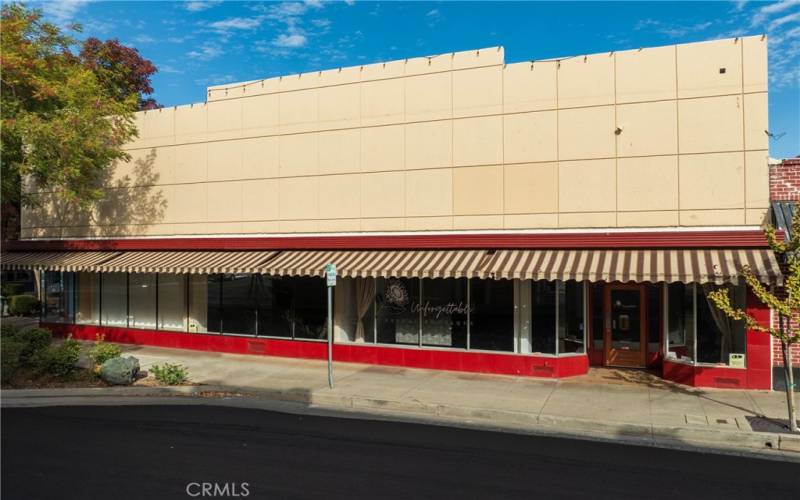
[
  {"xmin": 770, "ymin": 158, "xmax": 800, "ymax": 367},
  {"xmin": 769, "ymin": 157, "xmax": 800, "ymax": 201}
]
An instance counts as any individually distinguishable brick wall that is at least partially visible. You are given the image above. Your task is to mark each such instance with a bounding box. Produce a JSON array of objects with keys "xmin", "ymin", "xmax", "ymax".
[
  {"xmin": 769, "ymin": 158, "xmax": 800, "ymax": 201},
  {"xmin": 771, "ymin": 315, "xmax": 800, "ymax": 367}
]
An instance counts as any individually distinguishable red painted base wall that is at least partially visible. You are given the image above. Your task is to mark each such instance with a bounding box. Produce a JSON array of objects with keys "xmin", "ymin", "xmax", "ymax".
[{"xmin": 44, "ymin": 323, "xmax": 589, "ymax": 378}]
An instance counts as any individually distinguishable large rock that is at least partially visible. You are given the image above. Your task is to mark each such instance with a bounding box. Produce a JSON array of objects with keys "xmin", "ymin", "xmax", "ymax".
[{"xmin": 100, "ymin": 356, "xmax": 140, "ymax": 385}]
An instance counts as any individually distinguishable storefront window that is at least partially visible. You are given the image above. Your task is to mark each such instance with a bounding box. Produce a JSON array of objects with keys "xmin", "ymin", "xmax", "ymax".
[
  {"xmin": 591, "ymin": 284, "xmax": 603, "ymax": 350},
  {"xmin": 376, "ymin": 278, "xmax": 420, "ymax": 345},
  {"xmin": 206, "ymin": 274, "xmax": 222, "ymax": 333},
  {"xmin": 531, "ymin": 281, "xmax": 556, "ymax": 354},
  {"xmin": 646, "ymin": 285, "xmax": 661, "ymax": 354},
  {"xmin": 420, "ymin": 279, "xmax": 467, "ymax": 348},
  {"xmin": 158, "ymin": 274, "xmax": 187, "ymax": 332},
  {"xmin": 129, "ymin": 273, "xmax": 157, "ymax": 330},
  {"xmin": 256, "ymin": 275, "xmax": 293, "ymax": 338},
  {"xmin": 292, "ymin": 277, "xmax": 327, "ymax": 340},
  {"xmin": 221, "ymin": 274, "xmax": 257, "ymax": 335},
  {"xmin": 101, "ymin": 273, "xmax": 128, "ymax": 327},
  {"xmin": 188, "ymin": 274, "xmax": 208, "ymax": 333},
  {"xmin": 43, "ymin": 271, "xmax": 74, "ymax": 323},
  {"xmin": 334, "ymin": 277, "xmax": 375, "ymax": 343},
  {"xmin": 696, "ymin": 284, "xmax": 747, "ymax": 366},
  {"xmin": 559, "ymin": 281, "xmax": 585, "ymax": 354},
  {"xmin": 469, "ymin": 278, "xmax": 514, "ymax": 352},
  {"xmin": 667, "ymin": 283, "xmax": 695, "ymax": 362},
  {"xmin": 75, "ymin": 272, "xmax": 100, "ymax": 325}
]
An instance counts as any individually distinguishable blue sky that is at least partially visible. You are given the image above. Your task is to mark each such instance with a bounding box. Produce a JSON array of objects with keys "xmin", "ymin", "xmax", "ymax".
[{"xmin": 32, "ymin": 0, "xmax": 800, "ymax": 158}]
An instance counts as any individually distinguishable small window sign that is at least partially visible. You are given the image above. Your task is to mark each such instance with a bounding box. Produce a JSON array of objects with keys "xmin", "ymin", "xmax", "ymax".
[
  {"xmin": 325, "ymin": 263, "xmax": 337, "ymax": 287},
  {"xmin": 729, "ymin": 353, "xmax": 745, "ymax": 368}
]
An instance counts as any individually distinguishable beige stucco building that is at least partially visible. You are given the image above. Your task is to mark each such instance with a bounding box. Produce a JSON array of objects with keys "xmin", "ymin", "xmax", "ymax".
[
  {"xmin": 22, "ymin": 35, "xmax": 769, "ymax": 238},
  {"xmin": 7, "ymin": 36, "xmax": 783, "ymax": 390}
]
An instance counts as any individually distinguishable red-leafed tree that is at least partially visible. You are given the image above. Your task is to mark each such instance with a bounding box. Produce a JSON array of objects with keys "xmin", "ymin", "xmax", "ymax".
[{"xmin": 79, "ymin": 37, "xmax": 160, "ymax": 111}]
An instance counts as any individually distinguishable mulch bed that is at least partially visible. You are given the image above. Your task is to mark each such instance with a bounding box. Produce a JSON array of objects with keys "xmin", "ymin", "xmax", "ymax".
[{"xmin": 2, "ymin": 368, "xmax": 109, "ymax": 389}]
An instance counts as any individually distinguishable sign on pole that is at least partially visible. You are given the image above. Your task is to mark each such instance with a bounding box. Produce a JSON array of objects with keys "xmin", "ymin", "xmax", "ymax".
[{"xmin": 325, "ymin": 263, "xmax": 336, "ymax": 389}]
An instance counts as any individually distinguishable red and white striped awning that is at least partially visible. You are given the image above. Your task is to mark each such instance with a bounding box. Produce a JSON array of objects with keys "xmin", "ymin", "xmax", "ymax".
[
  {"xmin": 1, "ymin": 248, "xmax": 782, "ymax": 285},
  {"xmin": 482, "ymin": 248, "xmax": 782, "ymax": 285}
]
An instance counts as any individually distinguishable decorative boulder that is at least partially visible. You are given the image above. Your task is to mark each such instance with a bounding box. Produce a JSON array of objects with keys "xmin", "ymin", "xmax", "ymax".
[{"xmin": 100, "ymin": 356, "xmax": 140, "ymax": 385}]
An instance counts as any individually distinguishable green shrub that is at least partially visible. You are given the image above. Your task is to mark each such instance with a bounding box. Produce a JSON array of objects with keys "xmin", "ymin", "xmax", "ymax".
[
  {"xmin": 89, "ymin": 334, "xmax": 122, "ymax": 368},
  {"xmin": 37, "ymin": 335, "xmax": 81, "ymax": 379},
  {"xmin": 1, "ymin": 339, "xmax": 24, "ymax": 383},
  {"xmin": 15, "ymin": 327, "xmax": 52, "ymax": 361},
  {"xmin": 150, "ymin": 363, "xmax": 189, "ymax": 385},
  {"xmin": 1, "ymin": 282, "xmax": 23, "ymax": 296},
  {"xmin": 1, "ymin": 323, "xmax": 19, "ymax": 338},
  {"xmin": 9, "ymin": 295, "xmax": 40, "ymax": 316}
]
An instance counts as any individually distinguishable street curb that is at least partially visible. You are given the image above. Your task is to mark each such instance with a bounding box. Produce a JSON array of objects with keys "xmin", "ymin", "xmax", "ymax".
[{"xmin": 3, "ymin": 385, "xmax": 799, "ymax": 457}]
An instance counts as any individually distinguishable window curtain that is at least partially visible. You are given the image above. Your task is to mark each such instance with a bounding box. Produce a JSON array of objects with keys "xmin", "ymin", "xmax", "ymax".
[
  {"xmin": 701, "ymin": 283, "xmax": 734, "ymax": 362},
  {"xmin": 355, "ymin": 278, "xmax": 375, "ymax": 343}
]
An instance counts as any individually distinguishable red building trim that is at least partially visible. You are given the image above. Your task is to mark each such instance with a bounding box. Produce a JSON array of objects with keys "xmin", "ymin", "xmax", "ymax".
[
  {"xmin": 5, "ymin": 229, "xmax": 771, "ymax": 252},
  {"xmin": 44, "ymin": 323, "xmax": 589, "ymax": 378}
]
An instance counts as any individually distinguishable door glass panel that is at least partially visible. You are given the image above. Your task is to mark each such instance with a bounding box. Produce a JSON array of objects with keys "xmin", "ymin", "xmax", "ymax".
[{"xmin": 610, "ymin": 290, "xmax": 640, "ymax": 350}]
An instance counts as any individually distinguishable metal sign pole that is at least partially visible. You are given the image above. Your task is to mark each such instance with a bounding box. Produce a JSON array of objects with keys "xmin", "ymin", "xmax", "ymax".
[
  {"xmin": 327, "ymin": 284, "xmax": 333, "ymax": 389},
  {"xmin": 325, "ymin": 263, "xmax": 337, "ymax": 389}
]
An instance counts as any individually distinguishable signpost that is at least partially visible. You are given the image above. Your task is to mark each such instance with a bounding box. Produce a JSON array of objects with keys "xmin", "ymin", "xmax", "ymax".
[{"xmin": 325, "ymin": 263, "xmax": 337, "ymax": 389}]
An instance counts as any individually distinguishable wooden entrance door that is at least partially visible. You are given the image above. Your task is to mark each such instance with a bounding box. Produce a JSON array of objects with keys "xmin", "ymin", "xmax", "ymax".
[{"xmin": 604, "ymin": 284, "xmax": 647, "ymax": 368}]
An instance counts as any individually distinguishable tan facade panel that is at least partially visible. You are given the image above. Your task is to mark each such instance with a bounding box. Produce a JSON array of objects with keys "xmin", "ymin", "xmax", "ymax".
[
  {"xmin": 742, "ymin": 35, "xmax": 768, "ymax": 93},
  {"xmin": 453, "ymin": 215, "xmax": 503, "ymax": 229},
  {"xmin": 405, "ymin": 169, "xmax": 453, "ymax": 217},
  {"xmin": 503, "ymin": 213, "xmax": 558, "ymax": 229},
  {"xmin": 241, "ymin": 179, "xmax": 279, "ymax": 221},
  {"xmin": 617, "ymin": 211, "xmax": 679, "ymax": 227},
  {"xmin": 361, "ymin": 125, "xmax": 404, "ymax": 172},
  {"xmin": 617, "ymin": 156, "xmax": 679, "ymax": 212},
  {"xmin": 503, "ymin": 61, "xmax": 557, "ymax": 113},
  {"xmin": 142, "ymin": 108, "xmax": 174, "ymax": 142},
  {"xmin": 679, "ymin": 152, "xmax": 744, "ymax": 210},
  {"xmin": 207, "ymin": 181, "xmax": 243, "ymax": 222},
  {"xmin": 318, "ymin": 83, "xmax": 360, "ymax": 129},
  {"xmin": 163, "ymin": 184, "xmax": 207, "ymax": 224},
  {"xmin": 361, "ymin": 78, "xmax": 404, "ymax": 126},
  {"xmin": 207, "ymin": 99, "xmax": 242, "ymax": 140},
  {"xmin": 361, "ymin": 217, "xmax": 405, "ymax": 231},
  {"xmin": 405, "ymin": 52, "xmax": 452, "ymax": 76},
  {"xmin": 678, "ymin": 95, "xmax": 743, "ymax": 154},
  {"xmin": 504, "ymin": 163, "xmax": 558, "ymax": 214},
  {"xmin": 616, "ymin": 101, "xmax": 678, "ymax": 157},
  {"xmin": 745, "ymin": 150, "xmax": 769, "ymax": 209},
  {"xmin": 453, "ymin": 115, "xmax": 503, "ymax": 167},
  {"xmin": 615, "ymin": 45, "xmax": 676, "ymax": 103},
  {"xmin": 207, "ymin": 140, "xmax": 243, "ymax": 182},
  {"xmin": 279, "ymin": 177, "xmax": 319, "ymax": 220},
  {"xmin": 241, "ymin": 93, "xmax": 279, "ymax": 136},
  {"xmin": 559, "ymin": 159, "xmax": 616, "ymax": 213},
  {"xmin": 743, "ymin": 92, "xmax": 768, "ymax": 151},
  {"xmin": 453, "ymin": 165, "xmax": 503, "ymax": 215},
  {"xmin": 452, "ymin": 66, "xmax": 503, "ymax": 118},
  {"xmin": 360, "ymin": 60, "xmax": 405, "ymax": 81},
  {"xmin": 172, "ymin": 143, "xmax": 208, "ymax": 184},
  {"xmin": 405, "ymin": 121, "xmax": 452, "ymax": 170},
  {"xmin": 677, "ymin": 38, "xmax": 742, "ymax": 99},
  {"xmin": 680, "ymin": 209, "xmax": 744, "ymax": 226},
  {"xmin": 279, "ymin": 133, "xmax": 318, "ymax": 177},
  {"xmin": 557, "ymin": 53, "xmax": 615, "ymax": 108},
  {"xmin": 318, "ymin": 218, "xmax": 362, "ymax": 232},
  {"xmin": 559, "ymin": 212, "xmax": 617, "ymax": 228},
  {"xmin": 318, "ymin": 174, "xmax": 361, "ymax": 219},
  {"xmin": 746, "ymin": 207, "xmax": 769, "ymax": 225},
  {"xmin": 241, "ymin": 137, "xmax": 279, "ymax": 179},
  {"xmin": 404, "ymin": 72, "xmax": 452, "ymax": 122},
  {"xmin": 406, "ymin": 216, "xmax": 453, "ymax": 231},
  {"xmin": 279, "ymin": 89, "xmax": 318, "ymax": 134},
  {"xmin": 558, "ymin": 106, "xmax": 615, "ymax": 160},
  {"xmin": 318, "ymin": 129, "xmax": 360, "ymax": 175},
  {"xmin": 503, "ymin": 111, "xmax": 558, "ymax": 164},
  {"xmin": 174, "ymin": 104, "xmax": 207, "ymax": 142},
  {"xmin": 361, "ymin": 171, "xmax": 405, "ymax": 218},
  {"xmin": 452, "ymin": 47, "xmax": 504, "ymax": 70}
]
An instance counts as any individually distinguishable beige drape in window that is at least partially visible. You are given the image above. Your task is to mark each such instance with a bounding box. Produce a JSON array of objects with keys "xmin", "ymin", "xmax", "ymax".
[{"xmin": 354, "ymin": 278, "xmax": 375, "ymax": 343}]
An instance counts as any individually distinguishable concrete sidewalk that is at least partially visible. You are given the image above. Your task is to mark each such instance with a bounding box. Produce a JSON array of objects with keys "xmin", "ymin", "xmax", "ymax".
[{"xmin": 4, "ymin": 341, "xmax": 800, "ymax": 459}]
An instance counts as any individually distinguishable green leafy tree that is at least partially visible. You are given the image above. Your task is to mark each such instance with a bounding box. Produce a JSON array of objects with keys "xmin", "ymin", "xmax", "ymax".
[
  {"xmin": 707, "ymin": 211, "xmax": 800, "ymax": 433},
  {"xmin": 1, "ymin": 4, "xmax": 153, "ymax": 239}
]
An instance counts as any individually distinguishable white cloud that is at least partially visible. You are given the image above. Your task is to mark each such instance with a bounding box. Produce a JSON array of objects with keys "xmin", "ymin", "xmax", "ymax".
[
  {"xmin": 273, "ymin": 33, "xmax": 308, "ymax": 48},
  {"xmin": 343, "ymin": 0, "xmax": 355, "ymax": 5},
  {"xmin": 311, "ymin": 18, "xmax": 331, "ymax": 28},
  {"xmin": 133, "ymin": 34, "xmax": 155, "ymax": 44},
  {"xmin": 770, "ymin": 11, "xmax": 800, "ymax": 30},
  {"xmin": 208, "ymin": 17, "xmax": 262, "ymax": 30},
  {"xmin": 185, "ymin": 1, "xmax": 222, "ymax": 12},
  {"xmin": 635, "ymin": 19, "xmax": 712, "ymax": 38},
  {"xmin": 41, "ymin": 0, "xmax": 92, "ymax": 25},
  {"xmin": 304, "ymin": 0, "xmax": 324, "ymax": 9},
  {"xmin": 426, "ymin": 9, "xmax": 440, "ymax": 17},
  {"xmin": 158, "ymin": 64, "xmax": 184, "ymax": 74},
  {"xmin": 750, "ymin": 0, "xmax": 799, "ymax": 27},
  {"xmin": 187, "ymin": 43, "xmax": 224, "ymax": 61}
]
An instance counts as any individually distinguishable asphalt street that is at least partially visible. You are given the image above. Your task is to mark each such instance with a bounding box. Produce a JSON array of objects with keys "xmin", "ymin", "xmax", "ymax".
[{"xmin": 2, "ymin": 404, "xmax": 798, "ymax": 500}]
